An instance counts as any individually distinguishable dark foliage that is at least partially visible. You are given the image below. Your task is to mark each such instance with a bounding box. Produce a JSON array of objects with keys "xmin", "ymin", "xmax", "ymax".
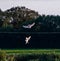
[{"xmin": 0, "ymin": 7, "xmax": 60, "ymax": 32}]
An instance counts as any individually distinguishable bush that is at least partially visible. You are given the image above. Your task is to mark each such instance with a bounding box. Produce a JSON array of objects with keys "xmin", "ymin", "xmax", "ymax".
[{"xmin": 0, "ymin": 50, "xmax": 6, "ymax": 61}]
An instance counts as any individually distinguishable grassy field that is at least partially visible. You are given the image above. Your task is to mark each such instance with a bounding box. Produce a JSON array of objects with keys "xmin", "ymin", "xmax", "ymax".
[
  {"xmin": 1, "ymin": 49, "xmax": 60, "ymax": 55},
  {"xmin": 0, "ymin": 49, "xmax": 60, "ymax": 61}
]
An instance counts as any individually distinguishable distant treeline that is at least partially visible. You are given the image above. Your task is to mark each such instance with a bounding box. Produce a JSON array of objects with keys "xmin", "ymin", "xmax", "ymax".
[
  {"xmin": 34, "ymin": 15, "xmax": 60, "ymax": 32},
  {"xmin": 0, "ymin": 7, "xmax": 60, "ymax": 32}
]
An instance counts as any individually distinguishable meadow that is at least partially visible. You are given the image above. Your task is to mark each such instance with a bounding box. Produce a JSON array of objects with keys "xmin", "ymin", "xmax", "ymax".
[
  {"xmin": 0, "ymin": 49, "xmax": 60, "ymax": 61},
  {"xmin": 3, "ymin": 49, "xmax": 60, "ymax": 54}
]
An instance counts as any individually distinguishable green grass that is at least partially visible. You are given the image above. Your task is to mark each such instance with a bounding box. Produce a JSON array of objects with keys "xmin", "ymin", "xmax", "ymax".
[
  {"xmin": 0, "ymin": 49, "xmax": 60, "ymax": 61},
  {"xmin": 1, "ymin": 49, "xmax": 60, "ymax": 55}
]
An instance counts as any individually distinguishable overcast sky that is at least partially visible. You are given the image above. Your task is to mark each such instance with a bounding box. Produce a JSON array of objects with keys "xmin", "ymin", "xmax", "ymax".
[{"xmin": 0, "ymin": 0, "xmax": 60, "ymax": 15}]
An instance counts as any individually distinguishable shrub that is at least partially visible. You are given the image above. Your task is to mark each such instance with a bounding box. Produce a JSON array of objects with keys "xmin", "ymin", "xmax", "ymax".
[{"xmin": 0, "ymin": 50, "xmax": 6, "ymax": 61}]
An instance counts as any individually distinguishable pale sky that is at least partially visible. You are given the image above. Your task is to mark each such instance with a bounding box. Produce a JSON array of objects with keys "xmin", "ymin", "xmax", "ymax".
[{"xmin": 0, "ymin": 0, "xmax": 60, "ymax": 15}]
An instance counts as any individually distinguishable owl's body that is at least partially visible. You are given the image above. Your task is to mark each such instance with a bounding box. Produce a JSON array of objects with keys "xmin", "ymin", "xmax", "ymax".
[{"xmin": 25, "ymin": 36, "xmax": 31, "ymax": 44}]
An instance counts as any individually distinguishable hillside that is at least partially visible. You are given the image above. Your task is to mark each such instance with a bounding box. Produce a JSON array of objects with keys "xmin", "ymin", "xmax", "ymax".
[
  {"xmin": 0, "ymin": 6, "xmax": 60, "ymax": 32},
  {"xmin": 0, "ymin": 6, "xmax": 39, "ymax": 32}
]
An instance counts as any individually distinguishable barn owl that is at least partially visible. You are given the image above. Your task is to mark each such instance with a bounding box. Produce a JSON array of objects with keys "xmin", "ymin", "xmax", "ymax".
[
  {"xmin": 25, "ymin": 36, "xmax": 31, "ymax": 44},
  {"xmin": 23, "ymin": 23, "xmax": 35, "ymax": 28}
]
